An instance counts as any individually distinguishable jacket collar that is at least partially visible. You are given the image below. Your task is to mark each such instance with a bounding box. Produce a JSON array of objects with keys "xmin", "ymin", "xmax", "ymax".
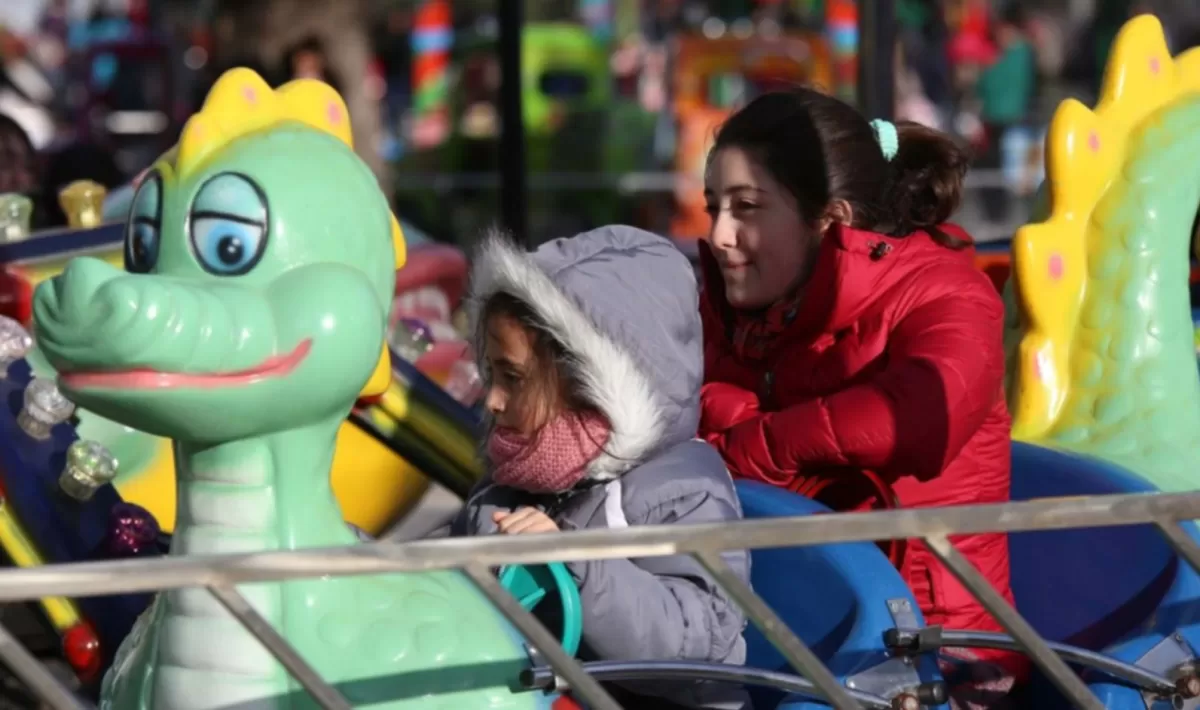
[{"xmin": 700, "ymin": 223, "xmax": 976, "ymax": 341}]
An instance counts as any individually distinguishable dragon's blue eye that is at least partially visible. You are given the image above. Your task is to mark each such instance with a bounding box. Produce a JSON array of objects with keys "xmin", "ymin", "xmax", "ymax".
[
  {"xmin": 189, "ymin": 173, "xmax": 269, "ymax": 276},
  {"xmin": 125, "ymin": 173, "xmax": 162, "ymax": 274},
  {"xmin": 191, "ymin": 217, "xmax": 265, "ymax": 275}
]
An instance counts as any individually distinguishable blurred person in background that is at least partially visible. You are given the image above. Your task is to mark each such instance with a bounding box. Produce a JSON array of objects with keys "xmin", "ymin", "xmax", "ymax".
[
  {"xmin": 0, "ymin": 113, "xmax": 38, "ymax": 199},
  {"xmin": 975, "ymin": 3, "xmax": 1036, "ymax": 223},
  {"xmin": 896, "ymin": 41, "xmax": 943, "ymax": 130},
  {"xmin": 282, "ymin": 35, "xmax": 341, "ymax": 94},
  {"xmin": 897, "ymin": 0, "xmax": 952, "ymax": 125}
]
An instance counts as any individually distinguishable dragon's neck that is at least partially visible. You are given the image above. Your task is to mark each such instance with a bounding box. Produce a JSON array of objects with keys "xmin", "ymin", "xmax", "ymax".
[
  {"xmin": 152, "ymin": 418, "xmax": 353, "ymax": 701},
  {"xmin": 172, "ymin": 416, "xmax": 355, "ymax": 552}
]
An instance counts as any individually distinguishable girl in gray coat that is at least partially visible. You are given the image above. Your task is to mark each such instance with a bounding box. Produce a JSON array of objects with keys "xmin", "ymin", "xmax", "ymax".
[{"xmin": 447, "ymin": 225, "xmax": 752, "ymax": 709}]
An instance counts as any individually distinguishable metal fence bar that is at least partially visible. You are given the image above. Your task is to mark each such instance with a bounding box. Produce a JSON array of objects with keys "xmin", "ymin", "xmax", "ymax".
[
  {"xmin": 1155, "ymin": 521, "xmax": 1200, "ymax": 574},
  {"xmin": 524, "ymin": 662, "xmax": 893, "ymax": 709},
  {"xmin": 462, "ymin": 563, "xmax": 622, "ymax": 710},
  {"xmin": 924, "ymin": 535, "xmax": 1103, "ymax": 710},
  {"xmin": 0, "ymin": 492, "xmax": 1193, "ymax": 602},
  {"xmin": 0, "ymin": 621, "xmax": 90, "ymax": 710},
  {"xmin": 694, "ymin": 551, "xmax": 863, "ymax": 709},
  {"xmin": 207, "ymin": 584, "xmax": 352, "ymax": 710}
]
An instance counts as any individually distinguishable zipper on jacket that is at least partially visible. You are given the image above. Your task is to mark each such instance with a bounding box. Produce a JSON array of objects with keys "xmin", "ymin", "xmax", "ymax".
[{"xmin": 762, "ymin": 370, "xmax": 775, "ymax": 402}]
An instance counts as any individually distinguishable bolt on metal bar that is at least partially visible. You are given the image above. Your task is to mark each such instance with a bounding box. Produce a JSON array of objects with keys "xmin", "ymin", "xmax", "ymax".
[
  {"xmin": 0, "ymin": 492, "xmax": 1196, "ymax": 603},
  {"xmin": 1155, "ymin": 521, "xmax": 1200, "ymax": 575},
  {"xmin": 462, "ymin": 563, "xmax": 621, "ymax": 710},
  {"xmin": 208, "ymin": 583, "xmax": 353, "ymax": 710},
  {"xmin": 0, "ymin": 620, "xmax": 91, "ymax": 710},
  {"xmin": 924, "ymin": 535, "xmax": 1104, "ymax": 710},
  {"xmin": 695, "ymin": 551, "xmax": 863, "ymax": 710}
]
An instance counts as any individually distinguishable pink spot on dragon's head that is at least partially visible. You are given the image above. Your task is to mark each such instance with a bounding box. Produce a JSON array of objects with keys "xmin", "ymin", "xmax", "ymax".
[
  {"xmin": 1088, "ymin": 131, "xmax": 1100, "ymax": 153},
  {"xmin": 242, "ymin": 86, "xmax": 257, "ymax": 104},
  {"xmin": 327, "ymin": 102, "xmax": 343, "ymax": 125},
  {"xmin": 1048, "ymin": 253, "xmax": 1064, "ymax": 280},
  {"xmin": 1150, "ymin": 56, "xmax": 1161, "ymax": 75}
]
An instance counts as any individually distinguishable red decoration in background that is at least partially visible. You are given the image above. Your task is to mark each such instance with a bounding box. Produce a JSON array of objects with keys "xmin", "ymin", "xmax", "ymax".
[
  {"xmin": 0, "ymin": 268, "xmax": 33, "ymax": 325},
  {"xmin": 62, "ymin": 621, "xmax": 102, "ymax": 683}
]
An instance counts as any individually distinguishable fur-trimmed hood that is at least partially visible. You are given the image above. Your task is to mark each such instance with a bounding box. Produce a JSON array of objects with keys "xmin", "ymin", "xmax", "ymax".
[{"xmin": 469, "ymin": 226, "xmax": 703, "ymax": 482}]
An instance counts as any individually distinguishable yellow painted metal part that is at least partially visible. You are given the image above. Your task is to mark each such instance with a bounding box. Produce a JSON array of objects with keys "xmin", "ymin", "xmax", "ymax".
[
  {"xmin": 0, "ymin": 500, "xmax": 84, "ymax": 632},
  {"xmin": 1009, "ymin": 15, "xmax": 1200, "ymax": 439}
]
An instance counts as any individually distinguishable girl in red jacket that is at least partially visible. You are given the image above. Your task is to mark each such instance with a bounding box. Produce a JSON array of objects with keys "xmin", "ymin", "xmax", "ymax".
[{"xmin": 698, "ymin": 88, "xmax": 1028, "ymax": 708}]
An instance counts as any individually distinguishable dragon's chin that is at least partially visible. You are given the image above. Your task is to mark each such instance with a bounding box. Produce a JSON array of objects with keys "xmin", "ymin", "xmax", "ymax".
[{"xmin": 58, "ymin": 339, "xmax": 312, "ymax": 391}]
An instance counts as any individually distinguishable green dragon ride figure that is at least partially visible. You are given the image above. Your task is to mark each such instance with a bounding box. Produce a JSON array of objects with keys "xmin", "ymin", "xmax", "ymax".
[
  {"xmin": 1004, "ymin": 16, "xmax": 1200, "ymax": 492},
  {"xmin": 33, "ymin": 68, "xmax": 545, "ymax": 709}
]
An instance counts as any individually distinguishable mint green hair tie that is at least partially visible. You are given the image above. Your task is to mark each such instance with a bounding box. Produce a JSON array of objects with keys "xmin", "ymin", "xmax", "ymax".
[{"xmin": 870, "ymin": 119, "xmax": 899, "ymax": 161}]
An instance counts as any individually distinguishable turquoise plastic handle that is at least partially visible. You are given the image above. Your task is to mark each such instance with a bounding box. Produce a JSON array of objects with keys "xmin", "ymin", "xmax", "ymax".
[{"xmin": 499, "ymin": 562, "xmax": 582, "ymax": 657}]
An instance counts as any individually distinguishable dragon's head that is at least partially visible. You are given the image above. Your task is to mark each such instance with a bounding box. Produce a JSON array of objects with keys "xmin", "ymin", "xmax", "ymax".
[{"xmin": 33, "ymin": 68, "xmax": 405, "ymax": 442}]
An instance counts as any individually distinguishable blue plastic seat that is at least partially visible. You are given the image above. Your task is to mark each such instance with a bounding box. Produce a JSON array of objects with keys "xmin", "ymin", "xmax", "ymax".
[
  {"xmin": 735, "ymin": 481, "xmax": 944, "ymax": 709},
  {"xmin": 1009, "ymin": 442, "xmax": 1200, "ymax": 708}
]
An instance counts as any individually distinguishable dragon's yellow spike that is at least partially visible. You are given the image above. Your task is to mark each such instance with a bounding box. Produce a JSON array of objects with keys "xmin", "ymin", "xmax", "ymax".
[
  {"xmin": 177, "ymin": 68, "xmax": 359, "ymax": 178},
  {"xmin": 1097, "ymin": 14, "xmax": 1174, "ymax": 122},
  {"xmin": 1176, "ymin": 47, "xmax": 1200, "ymax": 95},
  {"xmin": 1042, "ymin": 100, "xmax": 1113, "ymax": 223},
  {"xmin": 276, "ymin": 79, "xmax": 355, "ymax": 149}
]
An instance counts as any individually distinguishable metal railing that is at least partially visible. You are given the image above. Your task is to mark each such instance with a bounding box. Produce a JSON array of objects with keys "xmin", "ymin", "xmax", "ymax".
[{"xmin": 3, "ymin": 490, "xmax": 1200, "ymax": 709}]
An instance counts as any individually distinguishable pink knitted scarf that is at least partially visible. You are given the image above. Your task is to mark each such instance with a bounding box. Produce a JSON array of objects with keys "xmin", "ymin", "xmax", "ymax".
[{"xmin": 488, "ymin": 411, "xmax": 611, "ymax": 493}]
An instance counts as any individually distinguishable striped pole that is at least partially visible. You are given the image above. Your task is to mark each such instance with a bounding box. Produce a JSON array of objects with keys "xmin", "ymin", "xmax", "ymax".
[
  {"xmin": 411, "ymin": 0, "xmax": 453, "ymax": 148},
  {"xmin": 827, "ymin": 0, "xmax": 859, "ymax": 102}
]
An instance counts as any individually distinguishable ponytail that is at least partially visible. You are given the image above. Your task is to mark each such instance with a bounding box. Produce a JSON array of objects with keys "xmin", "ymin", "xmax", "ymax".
[{"xmin": 883, "ymin": 121, "xmax": 971, "ymax": 248}]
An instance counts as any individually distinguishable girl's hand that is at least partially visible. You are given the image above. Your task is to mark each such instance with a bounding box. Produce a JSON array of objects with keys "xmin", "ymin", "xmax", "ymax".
[
  {"xmin": 700, "ymin": 382, "xmax": 761, "ymax": 433},
  {"xmin": 493, "ymin": 508, "xmax": 559, "ymax": 535}
]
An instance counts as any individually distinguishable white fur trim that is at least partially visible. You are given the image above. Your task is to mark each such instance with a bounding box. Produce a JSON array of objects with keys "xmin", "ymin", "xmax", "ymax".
[
  {"xmin": 469, "ymin": 231, "xmax": 665, "ymax": 481},
  {"xmin": 603, "ymin": 480, "xmax": 629, "ymax": 529}
]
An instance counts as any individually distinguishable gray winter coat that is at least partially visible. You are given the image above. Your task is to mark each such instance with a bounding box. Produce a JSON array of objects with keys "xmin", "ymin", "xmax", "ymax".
[{"xmin": 449, "ymin": 226, "xmax": 751, "ymax": 709}]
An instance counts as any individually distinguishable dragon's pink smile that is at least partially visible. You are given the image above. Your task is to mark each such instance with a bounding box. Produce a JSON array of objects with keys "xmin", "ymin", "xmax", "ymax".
[{"xmin": 59, "ymin": 339, "xmax": 313, "ymax": 390}]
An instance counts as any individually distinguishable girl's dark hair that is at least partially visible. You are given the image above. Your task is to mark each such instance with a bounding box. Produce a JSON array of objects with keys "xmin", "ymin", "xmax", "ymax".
[
  {"xmin": 711, "ymin": 87, "xmax": 971, "ymax": 249},
  {"xmin": 481, "ymin": 291, "xmax": 593, "ymax": 422}
]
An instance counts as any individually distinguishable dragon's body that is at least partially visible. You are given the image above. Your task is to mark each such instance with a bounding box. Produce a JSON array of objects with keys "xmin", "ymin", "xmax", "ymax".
[
  {"xmin": 1005, "ymin": 16, "xmax": 1200, "ymax": 491},
  {"xmin": 34, "ymin": 69, "xmax": 542, "ymax": 709}
]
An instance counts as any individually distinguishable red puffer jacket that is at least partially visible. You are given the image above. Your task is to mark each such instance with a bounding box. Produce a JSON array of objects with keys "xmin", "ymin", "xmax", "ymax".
[{"xmin": 699, "ymin": 223, "xmax": 1028, "ymax": 680}]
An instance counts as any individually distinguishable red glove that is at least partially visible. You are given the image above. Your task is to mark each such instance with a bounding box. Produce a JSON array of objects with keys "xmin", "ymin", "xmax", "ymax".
[{"xmin": 699, "ymin": 382, "xmax": 761, "ymax": 435}]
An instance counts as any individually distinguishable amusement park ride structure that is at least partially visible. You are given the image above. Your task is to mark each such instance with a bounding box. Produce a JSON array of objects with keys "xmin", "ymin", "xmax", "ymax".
[{"xmin": 4, "ymin": 8, "xmax": 1200, "ymax": 710}]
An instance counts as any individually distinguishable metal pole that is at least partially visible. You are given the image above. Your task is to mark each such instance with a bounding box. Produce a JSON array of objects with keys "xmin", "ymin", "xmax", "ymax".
[
  {"xmin": 497, "ymin": 0, "xmax": 529, "ymax": 245},
  {"xmin": 856, "ymin": 0, "xmax": 895, "ymax": 120}
]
